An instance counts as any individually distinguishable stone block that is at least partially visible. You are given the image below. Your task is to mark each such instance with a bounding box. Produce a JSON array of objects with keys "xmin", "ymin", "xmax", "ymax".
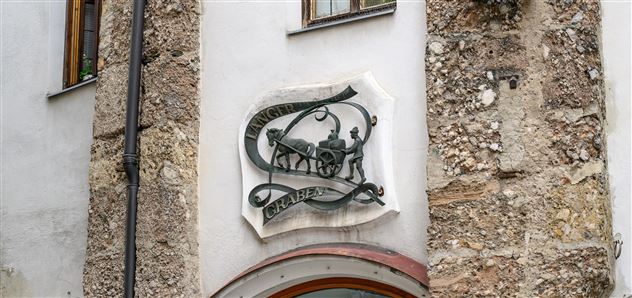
[
  {"xmin": 430, "ymin": 255, "xmax": 525, "ymax": 297},
  {"xmin": 97, "ymin": 0, "xmax": 132, "ymax": 67},
  {"xmin": 138, "ymin": 124, "xmax": 198, "ymax": 182},
  {"xmin": 143, "ymin": 0, "xmax": 201, "ymax": 58},
  {"xmin": 427, "ymin": 0, "xmax": 523, "ymax": 34},
  {"xmin": 548, "ymin": 114, "xmax": 604, "ymax": 167},
  {"xmin": 84, "ymin": 186, "xmax": 126, "ymax": 256},
  {"xmin": 89, "ymin": 136, "xmax": 125, "ymax": 190},
  {"xmin": 545, "ymin": 0, "xmax": 601, "ymax": 29},
  {"xmin": 135, "ymin": 183, "xmax": 200, "ymax": 297},
  {"xmin": 140, "ymin": 55, "xmax": 200, "ymax": 128},
  {"xmin": 428, "ymin": 181, "xmax": 528, "ymax": 252},
  {"xmin": 545, "ymin": 177, "xmax": 611, "ymax": 243},
  {"xmin": 529, "ymin": 246, "xmax": 612, "ymax": 297},
  {"xmin": 426, "ymin": 34, "xmax": 526, "ymax": 118},
  {"xmin": 83, "ymin": 182, "xmax": 126, "ymax": 296},
  {"xmin": 83, "ymin": 253, "xmax": 124, "ymax": 297},
  {"xmin": 92, "ymin": 64, "xmax": 129, "ymax": 138},
  {"xmin": 542, "ymin": 27, "xmax": 603, "ymax": 108},
  {"xmin": 428, "ymin": 120, "xmax": 501, "ymax": 176}
]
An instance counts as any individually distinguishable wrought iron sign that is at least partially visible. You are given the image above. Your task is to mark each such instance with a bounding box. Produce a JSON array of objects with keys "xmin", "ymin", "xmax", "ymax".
[{"xmin": 243, "ymin": 86, "xmax": 385, "ymax": 225}]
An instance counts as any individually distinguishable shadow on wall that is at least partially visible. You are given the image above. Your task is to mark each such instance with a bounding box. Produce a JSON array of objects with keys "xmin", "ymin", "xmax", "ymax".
[{"xmin": 0, "ymin": 269, "xmax": 33, "ymax": 297}]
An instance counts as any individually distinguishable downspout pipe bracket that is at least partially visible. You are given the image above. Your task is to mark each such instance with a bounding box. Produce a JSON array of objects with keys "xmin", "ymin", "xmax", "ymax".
[{"xmin": 123, "ymin": 154, "xmax": 139, "ymax": 187}]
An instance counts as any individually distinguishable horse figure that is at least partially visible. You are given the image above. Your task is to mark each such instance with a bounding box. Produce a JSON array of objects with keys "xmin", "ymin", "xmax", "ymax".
[{"xmin": 266, "ymin": 128, "xmax": 315, "ymax": 174}]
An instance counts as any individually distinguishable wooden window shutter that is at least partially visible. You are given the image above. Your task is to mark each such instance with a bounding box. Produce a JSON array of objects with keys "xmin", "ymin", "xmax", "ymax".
[{"xmin": 64, "ymin": 0, "xmax": 85, "ymax": 87}]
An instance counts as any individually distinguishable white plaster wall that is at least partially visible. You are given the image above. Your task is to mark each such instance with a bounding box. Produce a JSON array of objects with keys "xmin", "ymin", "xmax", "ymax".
[
  {"xmin": 1, "ymin": 1, "xmax": 95, "ymax": 296},
  {"xmin": 199, "ymin": 2, "xmax": 427, "ymax": 295},
  {"xmin": 602, "ymin": 1, "xmax": 632, "ymax": 296}
]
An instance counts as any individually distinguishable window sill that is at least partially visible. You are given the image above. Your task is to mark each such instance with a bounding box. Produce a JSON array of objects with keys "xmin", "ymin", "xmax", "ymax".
[
  {"xmin": 47, "ymin": 77, "xmax": 98, "ymax": 99},
  {"xmin": 287, "ymin": 7, "xmax": 396, "ymax": 36}
]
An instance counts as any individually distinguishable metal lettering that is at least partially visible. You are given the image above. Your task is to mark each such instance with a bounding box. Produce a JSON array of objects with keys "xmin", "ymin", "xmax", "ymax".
[
  {"xmin": 287, "ymin": 193, "xmax": 298, "ymax": 204},
  {"xmin": 245, "ymin": 132, "xmax": 257, "ymax": 140},
  {"xmin": 255, "ymin": 113, "xmax": 270, "ymax": 124},
  {"xmin": 316, "ymin": 187, "xmax": 324, "ymax": 196},
  {"xmin": 305, "ymin": 187, "xmax": 313, "ymax": 199},
  {"xmin": 265, "ymin": 107, "xmax": 279, "ymax": 119},
  {"xmin": 247, "ymin": 122, "xmax": 263, "ymax": 136},
  {"xmin": 264, "ymin": 205, "xmax": 276, "ymax": 219},
  {"xmin": 296, "ymin": 189, "xmax": 306, "ymax": 202},
  {"xmin": 283, "ymin": 104, "xmax": 295, "ymax": 115},
  {"xmin": 274, "ymin": 197, "xmax": 287, "ymax": 213}
]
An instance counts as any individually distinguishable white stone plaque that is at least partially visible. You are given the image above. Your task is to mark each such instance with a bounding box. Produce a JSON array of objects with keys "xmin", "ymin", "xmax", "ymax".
[{"xmin": 239, "ymin": 72, "xmax": 399, "ymax": 239}]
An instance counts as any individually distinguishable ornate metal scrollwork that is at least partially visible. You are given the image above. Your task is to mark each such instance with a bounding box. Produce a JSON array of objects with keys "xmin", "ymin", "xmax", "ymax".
[{"xmin": 243, "ymin": 86, "xmax": 385, "ymax": 225}]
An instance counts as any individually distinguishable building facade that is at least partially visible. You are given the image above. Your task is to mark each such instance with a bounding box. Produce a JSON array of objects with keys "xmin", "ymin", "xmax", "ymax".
[{"xmin": 1, "ymin": 0, "xmax": 630, "ymax": 297}]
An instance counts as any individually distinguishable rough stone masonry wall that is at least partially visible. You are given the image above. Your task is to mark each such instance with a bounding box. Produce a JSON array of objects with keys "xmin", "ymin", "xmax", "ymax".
[
  {"xmin": 83, "ymin": 0, "xmax": 201, "ymax": 296},
  {"xmin": 425, "ymin": 0, "xmax": 614, "ymax": 296}
]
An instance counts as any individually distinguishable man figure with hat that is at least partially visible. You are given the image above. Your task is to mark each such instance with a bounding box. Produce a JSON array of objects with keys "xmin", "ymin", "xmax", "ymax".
[{"xmin": 344, "ymin": 126, "xmax": 366, "ymax": 184}]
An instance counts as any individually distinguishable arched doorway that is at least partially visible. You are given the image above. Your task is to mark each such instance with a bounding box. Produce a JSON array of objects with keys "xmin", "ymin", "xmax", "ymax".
[
  {"xmin": 270, "ymin": 277, "xmax": 417, "ymax": 298},
  {"xmin": 212, "ymin": 243, "xmax": 429, "ymax": 297}
]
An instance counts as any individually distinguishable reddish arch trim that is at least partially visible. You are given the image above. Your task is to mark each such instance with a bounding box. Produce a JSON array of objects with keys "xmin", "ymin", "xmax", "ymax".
[
  {"xmin": 212, "ymin": 243, "xmax": 429, "ymax": 297},
  {"xmin": 270, "ymin": 277, "xmax": 417, "ymax": 298}
]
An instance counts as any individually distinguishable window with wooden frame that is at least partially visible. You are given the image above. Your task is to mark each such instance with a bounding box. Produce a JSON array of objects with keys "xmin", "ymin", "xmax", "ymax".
[
  {"xmin": 64, "ymin": 0, "xmax": 101, "ymax": 88},
  {"xmin": 302, "ymin": 0, "xmax": 396, "ymax": 27}
]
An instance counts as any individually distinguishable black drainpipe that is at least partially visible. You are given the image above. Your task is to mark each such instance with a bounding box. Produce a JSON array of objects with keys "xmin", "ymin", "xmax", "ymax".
[{"xmin": 123, "ymin": 0, "xmax": 146, "ymax": 297}]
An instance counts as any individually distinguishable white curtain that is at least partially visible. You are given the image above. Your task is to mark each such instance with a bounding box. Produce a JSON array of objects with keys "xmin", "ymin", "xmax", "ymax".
[{"xmin": 315, "ymin": 0, "xmax": 350, "ymax": 18}]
